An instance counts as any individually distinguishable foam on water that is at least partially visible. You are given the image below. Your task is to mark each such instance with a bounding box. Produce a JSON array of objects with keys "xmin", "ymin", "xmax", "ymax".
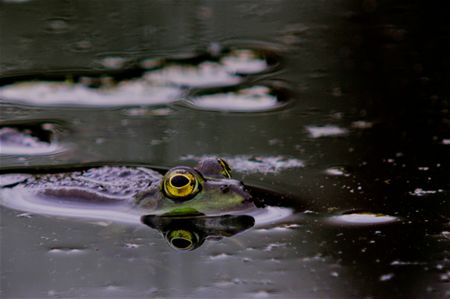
[
  {"xmin": 0, "ymin": 127, "xmax": 64, "ymax": 155},
  {"xmin": 305, "ymin": 125, "xmax": 348, "ymax": 138},
  {"xmin": 0, "ymin": 80, "xmax": 182, "ymax": 107},
  {"xmin": 327, "ymin": 212, "xmax": 399, "ymax": 226},
  {"xmin": 188, "ymin": 86, "xmax": 280, "ymax": 112}
]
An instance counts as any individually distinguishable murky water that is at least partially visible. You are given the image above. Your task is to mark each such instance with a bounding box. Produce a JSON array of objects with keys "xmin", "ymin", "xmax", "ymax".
[{"xmin": 0, "ymin": 0, "xmax": 449, "ymax": 298}]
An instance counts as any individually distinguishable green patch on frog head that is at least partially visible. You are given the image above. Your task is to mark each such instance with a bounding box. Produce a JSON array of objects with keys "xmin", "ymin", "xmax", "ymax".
[{"xmin": 158, "ymin": 158, "xmax": 252, "ymax": 216}]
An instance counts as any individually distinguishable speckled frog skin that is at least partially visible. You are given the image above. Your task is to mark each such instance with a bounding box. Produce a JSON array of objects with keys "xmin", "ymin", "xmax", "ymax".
[{"xmin": 1, "ymin": 158, "xmax": 253, "ymax": 216}]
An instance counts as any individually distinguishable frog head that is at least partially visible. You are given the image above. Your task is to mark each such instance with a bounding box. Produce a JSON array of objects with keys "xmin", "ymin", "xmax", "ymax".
[{"xmin": 137, "ymin": 158, "xmax": 253, "ymax": 216}]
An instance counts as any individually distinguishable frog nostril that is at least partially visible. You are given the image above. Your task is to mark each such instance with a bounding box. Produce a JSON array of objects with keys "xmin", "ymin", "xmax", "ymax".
[
  {"xmin": 170, "ymin": 175, "xmax": 190, "ymax": 188},
  {"xmin": 220, "ymin": 185, "xmax": 230, "ymax": 193}
]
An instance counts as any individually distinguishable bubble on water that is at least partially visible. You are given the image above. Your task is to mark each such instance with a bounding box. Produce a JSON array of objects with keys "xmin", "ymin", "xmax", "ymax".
[
  {"xmin": 182, "ymin": 155, "xmax": 304, "ymax": 174},
  {"xmin": 140, "ymin": 57, "xmax": 165, "ymax": 69},
  {"xmin": 442, "ymin": 231, "xmax": 450, "ymax": 240},
  {"xmin": 188, "ymin": 86, "xmax": 281, "ymax": 112},
  {"xmin": 47, "ymin": 290, "xmax": 57, "ymax": 297},
  {"xmin": 253, "ymin": 226, "xmax": 291, "ymax": 233},
  {"xmin": 264, "ymin": 242, "xmax": 286, "ymax": 252},
  {"xmin": 209, "ymin": 253, "xmax": 230, "ymax": 260},
  {"xmin": 45, "ymin": 18, "xmax": 70, "ymax": 33},
  {"xmin": 97, "ymin": 56, "xmax": 128, "ymax": 70},
  {"xmin": 390, "ymin": 260, "xmax": 425, "ymax": 266},
  {"xmin": 124, "ymin": 243, "xmax": 141, "ymax": 249},
  {"xmin": 330, "ymin": 271, "xmax": 339, "ymax": 277},
  {"xmin": 144, "ymin": 62, "xmax": 241, "ymax": 88},
  {"xmin": 351, "ymin": 120, "xmax": 373, "ymax": 129},
  {"xmin": 73, "ymin": 40, "xmax": 93, "ymax": 51},
  {"xmin": 306, "ymin": 125, "xmax": 348, "ymax": 138},
  {"xmin": 409, "ymin": 188, "xmax": 444, "ymax": 197},
  {"xmin": 124, "ymin": 107, "xmax": 173, "ymax": 117},
  {"xmin": 324, "ymin": 167, "xmax": 350, "ymax": 177},
  {"xmin": 327, "ymin": 212, "xmax": 399, "ymax": 226},
  {"xmin": 379, "ymin": 273, "xmax": 394, "ymax": 281},
  {"xmin": 16, "ymin": 212, "xmax": 32, "ymax": 218},
  {"xmin": 48, "ymin": 247, "xmax": 88, "ymax": 255},
  {"xmin": 0, "ymin": 80, "xmax": 182, "ymax": 107},
  {"xmin": 251, "ymin": 290, "xmax": 272, "ymax": 298}
]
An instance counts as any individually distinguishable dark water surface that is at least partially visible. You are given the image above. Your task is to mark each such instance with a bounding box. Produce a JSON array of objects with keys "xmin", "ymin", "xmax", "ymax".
[{"xmin": 0, "ymin": 0, "xmax": 449, "ymax": 298}]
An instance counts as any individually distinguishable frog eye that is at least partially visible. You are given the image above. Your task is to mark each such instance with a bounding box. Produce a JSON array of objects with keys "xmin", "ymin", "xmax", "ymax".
[
  {"xmin": 167, "ymin": 229, "xmax": 199, "ymax": 251},
  {"xmin": 162, "ymin": 168, "xmax": 202, "ymax": 200},
  {"xmin": 218, "ymin": 158, "xmax": 232, "ymax": 178}
]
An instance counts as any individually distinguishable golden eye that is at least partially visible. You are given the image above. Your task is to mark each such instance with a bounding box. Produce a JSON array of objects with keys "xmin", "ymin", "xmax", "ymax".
[
  {"xmin": 167, "ymin": 229, "xmax": 197, "ymax": 250},
  {"xmin": 218, "ymin": 158, "xmax": 232, "ymax": 178},
  {"xmin": 162, "ymin": 168, "xmax": 201, "ymax": 200}
]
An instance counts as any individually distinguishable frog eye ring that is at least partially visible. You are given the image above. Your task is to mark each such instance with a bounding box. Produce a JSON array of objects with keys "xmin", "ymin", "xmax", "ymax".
[
  {"xmin": 166, "ymin": 229, "xmax": 200, "ymax": 251},
  {"xmin": 162, "ymin": 168, "xmax": 202, "ymax": 200}
]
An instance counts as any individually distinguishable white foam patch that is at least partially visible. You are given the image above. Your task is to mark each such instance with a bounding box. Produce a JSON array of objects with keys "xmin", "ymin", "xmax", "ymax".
[
  {"xmin": 220, "ymin": 50, "xmax": 269, "ymax": 74},
  {"xmin": 306, "ymin": 125, "xmax": 348, "ymax": 138},
  {"xmin": 0, "ymin": 143, "xmax": 62, "ymax": 155},
  {"xmin": 0, "ymin": 80, "xmax": 181, "ymax": 107},
  {"xmin": 0, "ymin": 187, "xmax": 142, "ymax": 225},
  {"xmin": 189, "ymin": 86, "xmax": 279, "ymax": 112},
  {"xmin": 327, "ymin": 213, "xmax": 399, "ymax": 225},
  {"xmin": 144, "ymin": 62, "xmax": 241, "ymax": 88},
  {"xmin": 0, "ymin": 127, "xmax": 63, "ymax": 155},
  {"xmin": 182, "ymin": 155, "xmax": 304, "ymax": 174},
  {"xmin": 409, "ymin": 188, "xmax": 444, "ymax": 197}
]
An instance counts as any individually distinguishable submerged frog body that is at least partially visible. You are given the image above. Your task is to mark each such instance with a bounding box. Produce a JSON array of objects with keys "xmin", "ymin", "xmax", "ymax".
[{"xmin": 1, "ymin": 158, "xmax": 252, "ymax": 216}]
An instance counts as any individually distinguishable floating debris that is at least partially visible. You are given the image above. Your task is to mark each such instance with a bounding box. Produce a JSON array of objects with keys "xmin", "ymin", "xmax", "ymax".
[
  {"xmin": 144, "ymin": 62, "xmax": 242, "ymax": 88},
  {"xmin": 327, "ymin": 212, "xmax": 399, "ymax": 226},
  {"xmin": 324, "ymin": 167, "xmax": 350, "ymax": 177},
  {"xmin": 409, "ymin": 188, "xmax": 444, "ymax": 197},
  {"xmin": 0, "ymin": 126, "xmax": 62, "ymax": 155},
  {"xmin": 379, "ymin": 273, "xmax": 395, "ymax": 282},
  {"xmin": 305, "ymin": 125, "xmax": 348, "ymax": 138},
  {"xmin": 351, "ymin": 120, "xmax": 373, "ymax": 129}
]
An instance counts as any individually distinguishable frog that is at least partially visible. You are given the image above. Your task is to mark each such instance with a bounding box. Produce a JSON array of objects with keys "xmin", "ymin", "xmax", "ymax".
[
  {"xmin": 0, "ymin": 158, "xmax": 268, "ymax": 250},
  {"xmin": 0, "ymin": 158, "xmax": 255, "ymax": 215}
]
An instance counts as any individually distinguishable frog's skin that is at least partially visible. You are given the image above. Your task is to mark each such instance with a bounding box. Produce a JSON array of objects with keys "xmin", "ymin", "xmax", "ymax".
[{"xmin": 0, "ymin": 158, "xmax": 254, "ymax": 217}]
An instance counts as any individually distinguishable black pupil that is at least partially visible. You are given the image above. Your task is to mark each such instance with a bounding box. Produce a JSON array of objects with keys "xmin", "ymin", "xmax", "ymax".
[
  {"xmin": 171, "ymin": 238, "xmax": 192, "ymax": 249},
  {"xmin": 170, "ymin": 175, "xmax": 190, "ymax": 188}
]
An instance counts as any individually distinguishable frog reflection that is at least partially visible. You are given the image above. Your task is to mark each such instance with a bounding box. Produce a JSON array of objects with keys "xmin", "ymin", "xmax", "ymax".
[
  {"xmin": 142, "ymin": 214, "xmax": 255, "ymax": 250},
  {"xmin": 0, "ymin": 158, "xmax": 263, "ymax": 250}
]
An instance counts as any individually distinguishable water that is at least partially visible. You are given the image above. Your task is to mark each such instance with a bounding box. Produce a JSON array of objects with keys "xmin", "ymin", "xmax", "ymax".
[{"xmin": 0, "ymin": 0, "xmax": 449, "ymax": 298}]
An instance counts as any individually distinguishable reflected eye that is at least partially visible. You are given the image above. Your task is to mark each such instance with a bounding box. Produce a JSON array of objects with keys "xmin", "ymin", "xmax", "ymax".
[
  {"xmin": 218, "ymin": 158, "xmax": 232, "ymax": 178},
  {"xmin": 162, "ymin": 168, "xmax": 202, "ymax": 200},
  {"xmin": 167, "ymin": 229, "xmax": 199, "ymax": 251}
]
